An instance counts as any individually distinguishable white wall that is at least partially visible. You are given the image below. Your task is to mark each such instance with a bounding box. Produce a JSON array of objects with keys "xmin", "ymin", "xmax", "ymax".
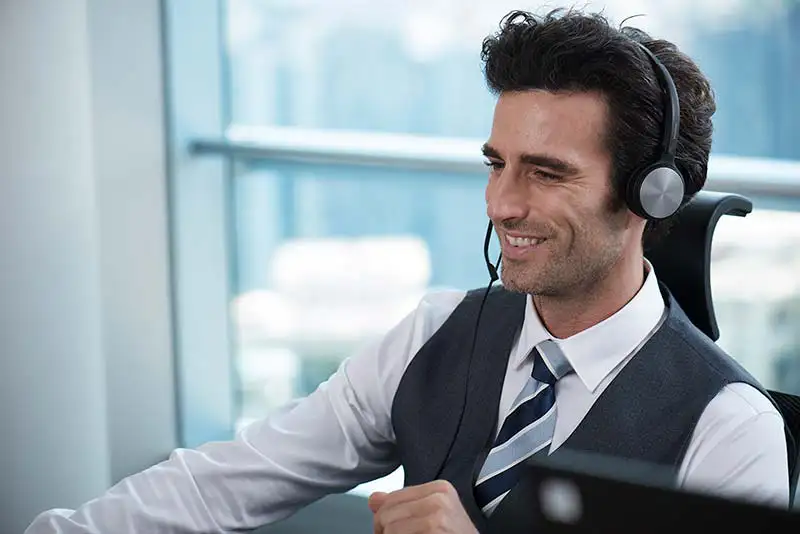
[
  {"xmin": 88, "ymin": 0, "xmax": 177, "ymax": 484},
  {"xmin": 0, "ymin": 1, "xmax": 176, "ymax": 530}
]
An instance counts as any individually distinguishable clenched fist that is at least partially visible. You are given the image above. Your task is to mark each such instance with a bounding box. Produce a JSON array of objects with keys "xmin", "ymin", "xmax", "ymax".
[{"xmin": 368, "ymin": 480, "xmax": 479, "ymax": 534}]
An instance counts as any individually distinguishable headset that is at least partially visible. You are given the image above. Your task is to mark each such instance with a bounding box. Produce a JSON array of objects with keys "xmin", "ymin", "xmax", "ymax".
[
  {"xmin": 434, "ymin": 43, "xmax": 686, "ymax": 481},
  {"xmin": 626, "ymin": 43, "xmax": 688, "ymax": 221}
]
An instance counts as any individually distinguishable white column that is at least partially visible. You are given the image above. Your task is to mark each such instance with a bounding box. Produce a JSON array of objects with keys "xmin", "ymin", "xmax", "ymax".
[
  {"xmin": 87, "ymin": 0, "xmax": 177, "ymax": 484},
  {"xmin": 0, "ymin": 1, "xmax": 110, "ymax": 531}
]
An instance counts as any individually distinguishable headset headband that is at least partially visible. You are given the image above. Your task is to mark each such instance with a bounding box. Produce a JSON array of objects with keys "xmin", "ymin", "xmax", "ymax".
[{"xmin": 637, "ymin": 44, "xmax": 680, "ymax": 161}]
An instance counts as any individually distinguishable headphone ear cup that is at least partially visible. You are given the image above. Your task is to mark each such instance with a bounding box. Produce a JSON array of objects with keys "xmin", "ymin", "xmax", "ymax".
[
  {"xmin": 625, "ymin": 168, "xmax": 651, "ymax": 220},
  {"xmin": 626, "ymin": 161, "xmax": 686, "ymax": 220}
]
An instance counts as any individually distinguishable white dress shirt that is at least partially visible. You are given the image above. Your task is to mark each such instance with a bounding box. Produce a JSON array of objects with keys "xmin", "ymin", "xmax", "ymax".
[{"xmin": 26, "ymin": 265, "xmax": 789, "ymax": 533}]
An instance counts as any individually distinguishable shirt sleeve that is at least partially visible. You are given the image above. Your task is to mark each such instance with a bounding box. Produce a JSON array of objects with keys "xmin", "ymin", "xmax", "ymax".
[
  {"xmin": 25, "ymin": 289, "xmax": 467, "ymax": 534},
  {"xmin": 677, "ymin": 382, "xmax": 790, "ymax": 508}
]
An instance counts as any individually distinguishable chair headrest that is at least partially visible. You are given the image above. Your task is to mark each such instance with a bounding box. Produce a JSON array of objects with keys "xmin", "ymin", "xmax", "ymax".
[{"xmin": 645, "ymin": 191, "xmax": 753, "ymax": 341}]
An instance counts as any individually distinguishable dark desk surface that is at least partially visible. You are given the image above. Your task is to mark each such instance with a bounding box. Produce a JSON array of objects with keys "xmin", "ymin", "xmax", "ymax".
[{"xmin": 254, "ymin": 493, "xmax": 372, "ymax": 534}]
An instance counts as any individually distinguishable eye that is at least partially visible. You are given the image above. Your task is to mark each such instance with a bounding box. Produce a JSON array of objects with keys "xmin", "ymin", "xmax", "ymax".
[
  {"xmin": 533, "ymin": 170, "xmax": 562, "ymax": 181},
  {"xmin": 483, "ymin": 160, "xmax": 504, "ymax": 171}
]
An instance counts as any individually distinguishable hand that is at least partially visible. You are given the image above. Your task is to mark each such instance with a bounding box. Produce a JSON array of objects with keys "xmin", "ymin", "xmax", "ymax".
[{"xmin": 368, "ymin": 480, "xmax": 479, "ymax": 534}]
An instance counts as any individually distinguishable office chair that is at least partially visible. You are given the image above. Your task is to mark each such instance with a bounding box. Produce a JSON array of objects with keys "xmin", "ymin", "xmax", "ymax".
[{"xmin": 645, "ymin": 190, "xmax": 800, "ymax": 504}]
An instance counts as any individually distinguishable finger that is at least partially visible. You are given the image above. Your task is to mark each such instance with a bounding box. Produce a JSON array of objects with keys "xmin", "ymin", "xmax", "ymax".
[
  {"xmin": 383, "ymin": 516, "xmax": 441, "ymax": 534},
  {"xmin": 369, "ymin": 491, "xmax": 389, "ymax": 513},
  {"xmin": 378, "ymin": 480, "xmax": 455, "ymax": 511},
  {"xmin": 376, "ymin": 492, "xmax": 448, "ymax": 528}
]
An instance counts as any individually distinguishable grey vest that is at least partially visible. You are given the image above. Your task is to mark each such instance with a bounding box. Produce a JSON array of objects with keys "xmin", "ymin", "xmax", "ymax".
[{"xmin": 391, "ymin": 283, "xmax": 780, "ymax": 532}]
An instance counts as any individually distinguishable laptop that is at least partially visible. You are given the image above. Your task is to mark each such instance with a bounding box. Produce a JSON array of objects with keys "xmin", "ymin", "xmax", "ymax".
[{"xmin": 485, "ymin": 449, "xmax": 800, "ymax": 533}]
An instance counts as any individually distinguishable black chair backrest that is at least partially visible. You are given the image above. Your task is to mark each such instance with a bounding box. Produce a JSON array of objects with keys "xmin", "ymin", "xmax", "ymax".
[
  {"xmin": 644, "ymin": 190, "xmax": 752, "ymax": 342},
  {"xmin": 646, "ymin": 190, "xmax": 800, "ymax": 504}
]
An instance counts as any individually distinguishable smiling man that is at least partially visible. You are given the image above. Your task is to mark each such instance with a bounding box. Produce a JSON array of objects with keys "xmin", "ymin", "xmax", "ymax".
[
  {"xmin": 27, "ymin": 8, "xmax": 789, "ymax": 534},
  {"xmin": 480, "ymin": 88, "xmax": 644, "ymax": 338}
]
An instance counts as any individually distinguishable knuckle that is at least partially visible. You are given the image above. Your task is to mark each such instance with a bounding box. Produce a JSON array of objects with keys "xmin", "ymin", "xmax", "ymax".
[
  {"xmin": 435, "ymin": 491, "xmax": 451, "ymax": 508},
  {"xmin": 433, "ymin": 479, "xmax": 456, "ymax": 496}
]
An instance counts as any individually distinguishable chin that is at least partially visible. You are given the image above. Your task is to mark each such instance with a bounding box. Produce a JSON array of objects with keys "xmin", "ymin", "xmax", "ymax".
[
  {"xmin": 500, "ymin": 260, "xmax": 573, "ymax": 296},
  {"xmin": 499, "ymin": 266, "xmax": 544, "ymax": 295}
]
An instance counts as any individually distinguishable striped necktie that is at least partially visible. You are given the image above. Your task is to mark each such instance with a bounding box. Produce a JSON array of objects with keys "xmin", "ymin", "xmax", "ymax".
[{"xmin": 474, "ymin": 339, "xmax": 573, "ymax": 516}]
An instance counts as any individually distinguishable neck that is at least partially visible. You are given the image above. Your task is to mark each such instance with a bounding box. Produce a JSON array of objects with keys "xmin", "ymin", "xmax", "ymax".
[{"xmin": 533, "ymin": 253, "xmax": 646, "ymax": 339}]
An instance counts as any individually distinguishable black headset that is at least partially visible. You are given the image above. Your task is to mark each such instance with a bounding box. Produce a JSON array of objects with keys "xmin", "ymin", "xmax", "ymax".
[{"xmin": 625, "ymin": 43, "xmax": 688, "ymax": 221}]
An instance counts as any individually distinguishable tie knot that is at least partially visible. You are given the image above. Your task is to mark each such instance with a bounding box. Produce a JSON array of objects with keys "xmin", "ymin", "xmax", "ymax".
[{"xmin": 531, "ymin": 339, "xmax": 572, "ymax": 385}]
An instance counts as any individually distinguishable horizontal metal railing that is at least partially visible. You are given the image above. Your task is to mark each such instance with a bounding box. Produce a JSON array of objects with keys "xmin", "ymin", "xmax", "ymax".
[{"xmin": 191, "ymin": 125, "xmax": 800, "ymax": 199}]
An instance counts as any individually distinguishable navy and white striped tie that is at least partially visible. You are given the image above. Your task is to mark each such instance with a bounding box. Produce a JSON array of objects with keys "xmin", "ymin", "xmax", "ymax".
[{"xmin": 474, "ymin": 339, "xmax": 573, "ymax": 515}]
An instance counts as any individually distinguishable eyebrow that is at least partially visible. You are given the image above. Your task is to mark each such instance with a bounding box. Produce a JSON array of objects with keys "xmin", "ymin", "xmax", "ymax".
[{"xmin": 481, "ymin": 143, "xmax": 580, "ymax": 175}]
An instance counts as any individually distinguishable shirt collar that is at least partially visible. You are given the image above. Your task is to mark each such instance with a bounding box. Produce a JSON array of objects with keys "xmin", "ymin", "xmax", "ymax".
[{"xmin": 513, "ymin": 259, "xmax": 666, "ymax": 393}]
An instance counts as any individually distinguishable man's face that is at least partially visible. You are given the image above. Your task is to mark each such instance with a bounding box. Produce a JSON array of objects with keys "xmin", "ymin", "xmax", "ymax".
[{"xmin": 484, "ymin": 90, "xmax": 637, "ymax": 297}]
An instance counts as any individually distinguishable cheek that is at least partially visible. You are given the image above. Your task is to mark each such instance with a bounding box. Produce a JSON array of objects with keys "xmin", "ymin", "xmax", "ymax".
[
  {"xmin": 582, "ymin": 208, "xmax": 626, "ymax": 252},
  {"xmin": 562, "ymin": 202, "xmax": 615, "ymax": 250},
  {"xmin": 551, "ymin": 195, "xmax": 586, "ymax": 237}
]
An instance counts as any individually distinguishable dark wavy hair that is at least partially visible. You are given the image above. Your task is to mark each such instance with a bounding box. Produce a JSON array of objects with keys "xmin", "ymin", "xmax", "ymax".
[{"xmin": 481, "ymin": 8, "xmax": 716, "ymax": 244}]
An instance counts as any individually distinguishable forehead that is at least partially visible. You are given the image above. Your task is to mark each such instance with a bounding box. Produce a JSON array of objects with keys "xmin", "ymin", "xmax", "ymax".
[{"xmin": 488, "ymin": 90, "xmax": 609, "ymax": 162}]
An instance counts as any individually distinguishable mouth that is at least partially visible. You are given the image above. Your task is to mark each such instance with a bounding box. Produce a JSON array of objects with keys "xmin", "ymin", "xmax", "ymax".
[
  {"xmin": 505, "ymin": 234, "xmax": 546, "ymax": 247},
  {"xmin": 501, "ymin": 233, "xmax": 547, "ymax": 259}
]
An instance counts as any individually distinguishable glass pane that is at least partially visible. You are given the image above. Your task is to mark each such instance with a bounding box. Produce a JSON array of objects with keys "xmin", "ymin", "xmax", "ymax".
[
  {"xmin": 711, "ymin": 206, "xmax": 800, "ymax": 394},
  {"xmin": 226, "ymin": 0, "xmax": 800, "ymax": 160},
  {"xmin": 232, "ymin": 164, "xmax": 489, "ymax": 425}
]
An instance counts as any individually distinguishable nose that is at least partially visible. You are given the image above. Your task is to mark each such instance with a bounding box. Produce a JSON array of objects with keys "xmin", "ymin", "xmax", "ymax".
[{"xmin": 486, "ymin": 170, "xmax": 529, "ymax": 224}]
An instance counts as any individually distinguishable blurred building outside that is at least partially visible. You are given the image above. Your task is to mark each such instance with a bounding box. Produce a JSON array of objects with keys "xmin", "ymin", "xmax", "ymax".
[{"xmin": 224, "ymin": 0, "xmax": 800, "ymax": 429}]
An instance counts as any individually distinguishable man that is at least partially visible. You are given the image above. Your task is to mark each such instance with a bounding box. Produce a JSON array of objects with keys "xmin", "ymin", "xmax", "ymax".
[{"xmin": 27, "ymin": 8, "xmax": 789, "ymax": 534}]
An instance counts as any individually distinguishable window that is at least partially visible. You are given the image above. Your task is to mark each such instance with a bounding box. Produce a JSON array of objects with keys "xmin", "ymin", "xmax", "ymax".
[
  {"xmin": 166, "ymin": 0, "xmax": 800, "ymax": 510},
  {"xmin": 221, "ymin": 0, "xmax": 800, "ymax": 423}
]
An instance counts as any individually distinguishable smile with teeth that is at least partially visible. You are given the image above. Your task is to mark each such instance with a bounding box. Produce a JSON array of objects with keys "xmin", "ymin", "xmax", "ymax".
[{"xmin": 506, "ymin": 235, "xmax": 545, "ymax": 247}]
